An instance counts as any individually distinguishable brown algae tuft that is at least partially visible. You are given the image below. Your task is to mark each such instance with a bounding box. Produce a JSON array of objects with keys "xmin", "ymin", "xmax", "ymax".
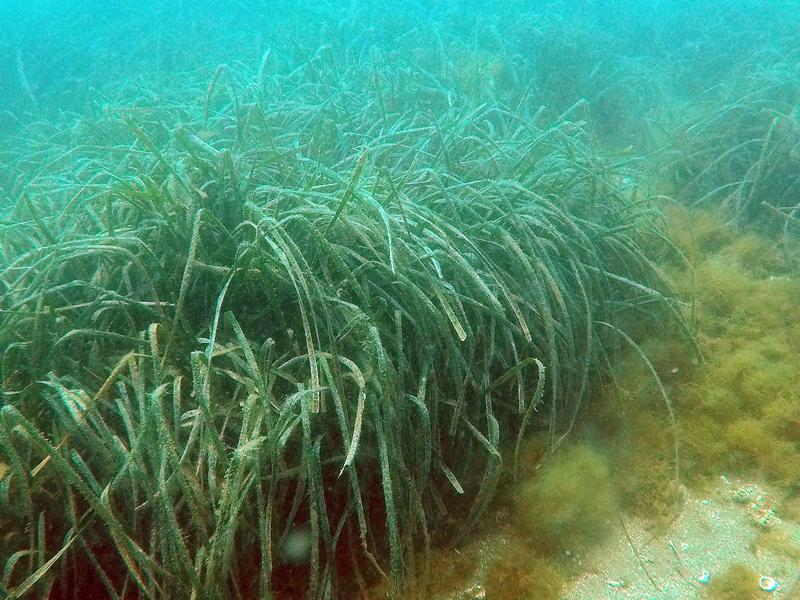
[
  {"xmin": 513, "ymin": 444, "xmax": 617, "ymax": 553},
  {"xmin": 704, "ymin": 563, "xmax": 760, "ymax": 600},
  {"xmin": 484, "ymin": 546, "xmax": 566, "ymax": 600}
]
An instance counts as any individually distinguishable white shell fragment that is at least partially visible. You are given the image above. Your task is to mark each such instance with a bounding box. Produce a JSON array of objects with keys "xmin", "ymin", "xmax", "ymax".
[
  {"xmin": 697, "ymin": 571, "xmax": 711, "ymax": 585},
  {"xmin": 759, "ymin": 576, "xmax": 778, "ymax": 592}
]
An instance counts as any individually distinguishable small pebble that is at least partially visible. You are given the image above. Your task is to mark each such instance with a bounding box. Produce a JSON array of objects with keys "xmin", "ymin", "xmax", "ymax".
[{"xmin": 759, "ymin": 576, "xmax": 778, "ymax": 592}]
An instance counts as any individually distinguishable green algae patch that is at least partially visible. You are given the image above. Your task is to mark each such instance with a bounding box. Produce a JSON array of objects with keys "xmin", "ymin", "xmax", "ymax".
[
  {"xmin": 672, "ymin": 211, "xmax": 800, "ymax": 487},
  {"xmin": 513, "ymin": 444, "xmax": 617, "ymax": 553},
  {"xmin": 592, "ymin": 371, "xmax": 681, "ymax": 521},
  {"xmin": 704, "ymin": 563, "xmax": 759, "ymax": 600},
  {"xmin": 609, "ymin": 206, "xmax": 800, "ymax": 495}
]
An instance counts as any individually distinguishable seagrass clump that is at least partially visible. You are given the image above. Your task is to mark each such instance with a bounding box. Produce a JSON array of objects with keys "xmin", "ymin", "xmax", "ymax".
[
  {"xmin": 661, "ymin": 47, "xmax": 800, "ymax": 236},
  {"xmin": 0, "ymin": 39, "xmax": 686, "ymax": 600}
]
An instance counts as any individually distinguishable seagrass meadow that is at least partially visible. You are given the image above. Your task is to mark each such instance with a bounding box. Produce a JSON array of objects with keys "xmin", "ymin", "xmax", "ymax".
[{"xmin": 2, "ymin": 1, "xmax": 800, "ymax": 599}]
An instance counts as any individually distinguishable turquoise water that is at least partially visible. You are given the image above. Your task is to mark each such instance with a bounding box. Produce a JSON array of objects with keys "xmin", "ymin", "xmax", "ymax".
[
  {"xmin": 2, "ymin": 2, "xmax": 800, "ymax": 598},
  {"xmin": 2, "ymin": 1, "xmax": 798, "ymax": 135}
]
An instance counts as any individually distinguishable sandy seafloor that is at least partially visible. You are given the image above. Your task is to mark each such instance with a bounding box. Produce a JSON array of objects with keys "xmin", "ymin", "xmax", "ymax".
[
  {"xmin": 564, "ymin": 478, "xmax": 800, "ymax": 600},
  {"xmin": 433, "ymin": 476, "xmax": 800, "ymax": 600}
]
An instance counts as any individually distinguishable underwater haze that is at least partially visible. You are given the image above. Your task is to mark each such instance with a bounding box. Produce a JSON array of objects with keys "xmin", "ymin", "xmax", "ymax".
[{"xmin": 2, "ymin": 1, "xmax": 800, "ymax": 598}]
